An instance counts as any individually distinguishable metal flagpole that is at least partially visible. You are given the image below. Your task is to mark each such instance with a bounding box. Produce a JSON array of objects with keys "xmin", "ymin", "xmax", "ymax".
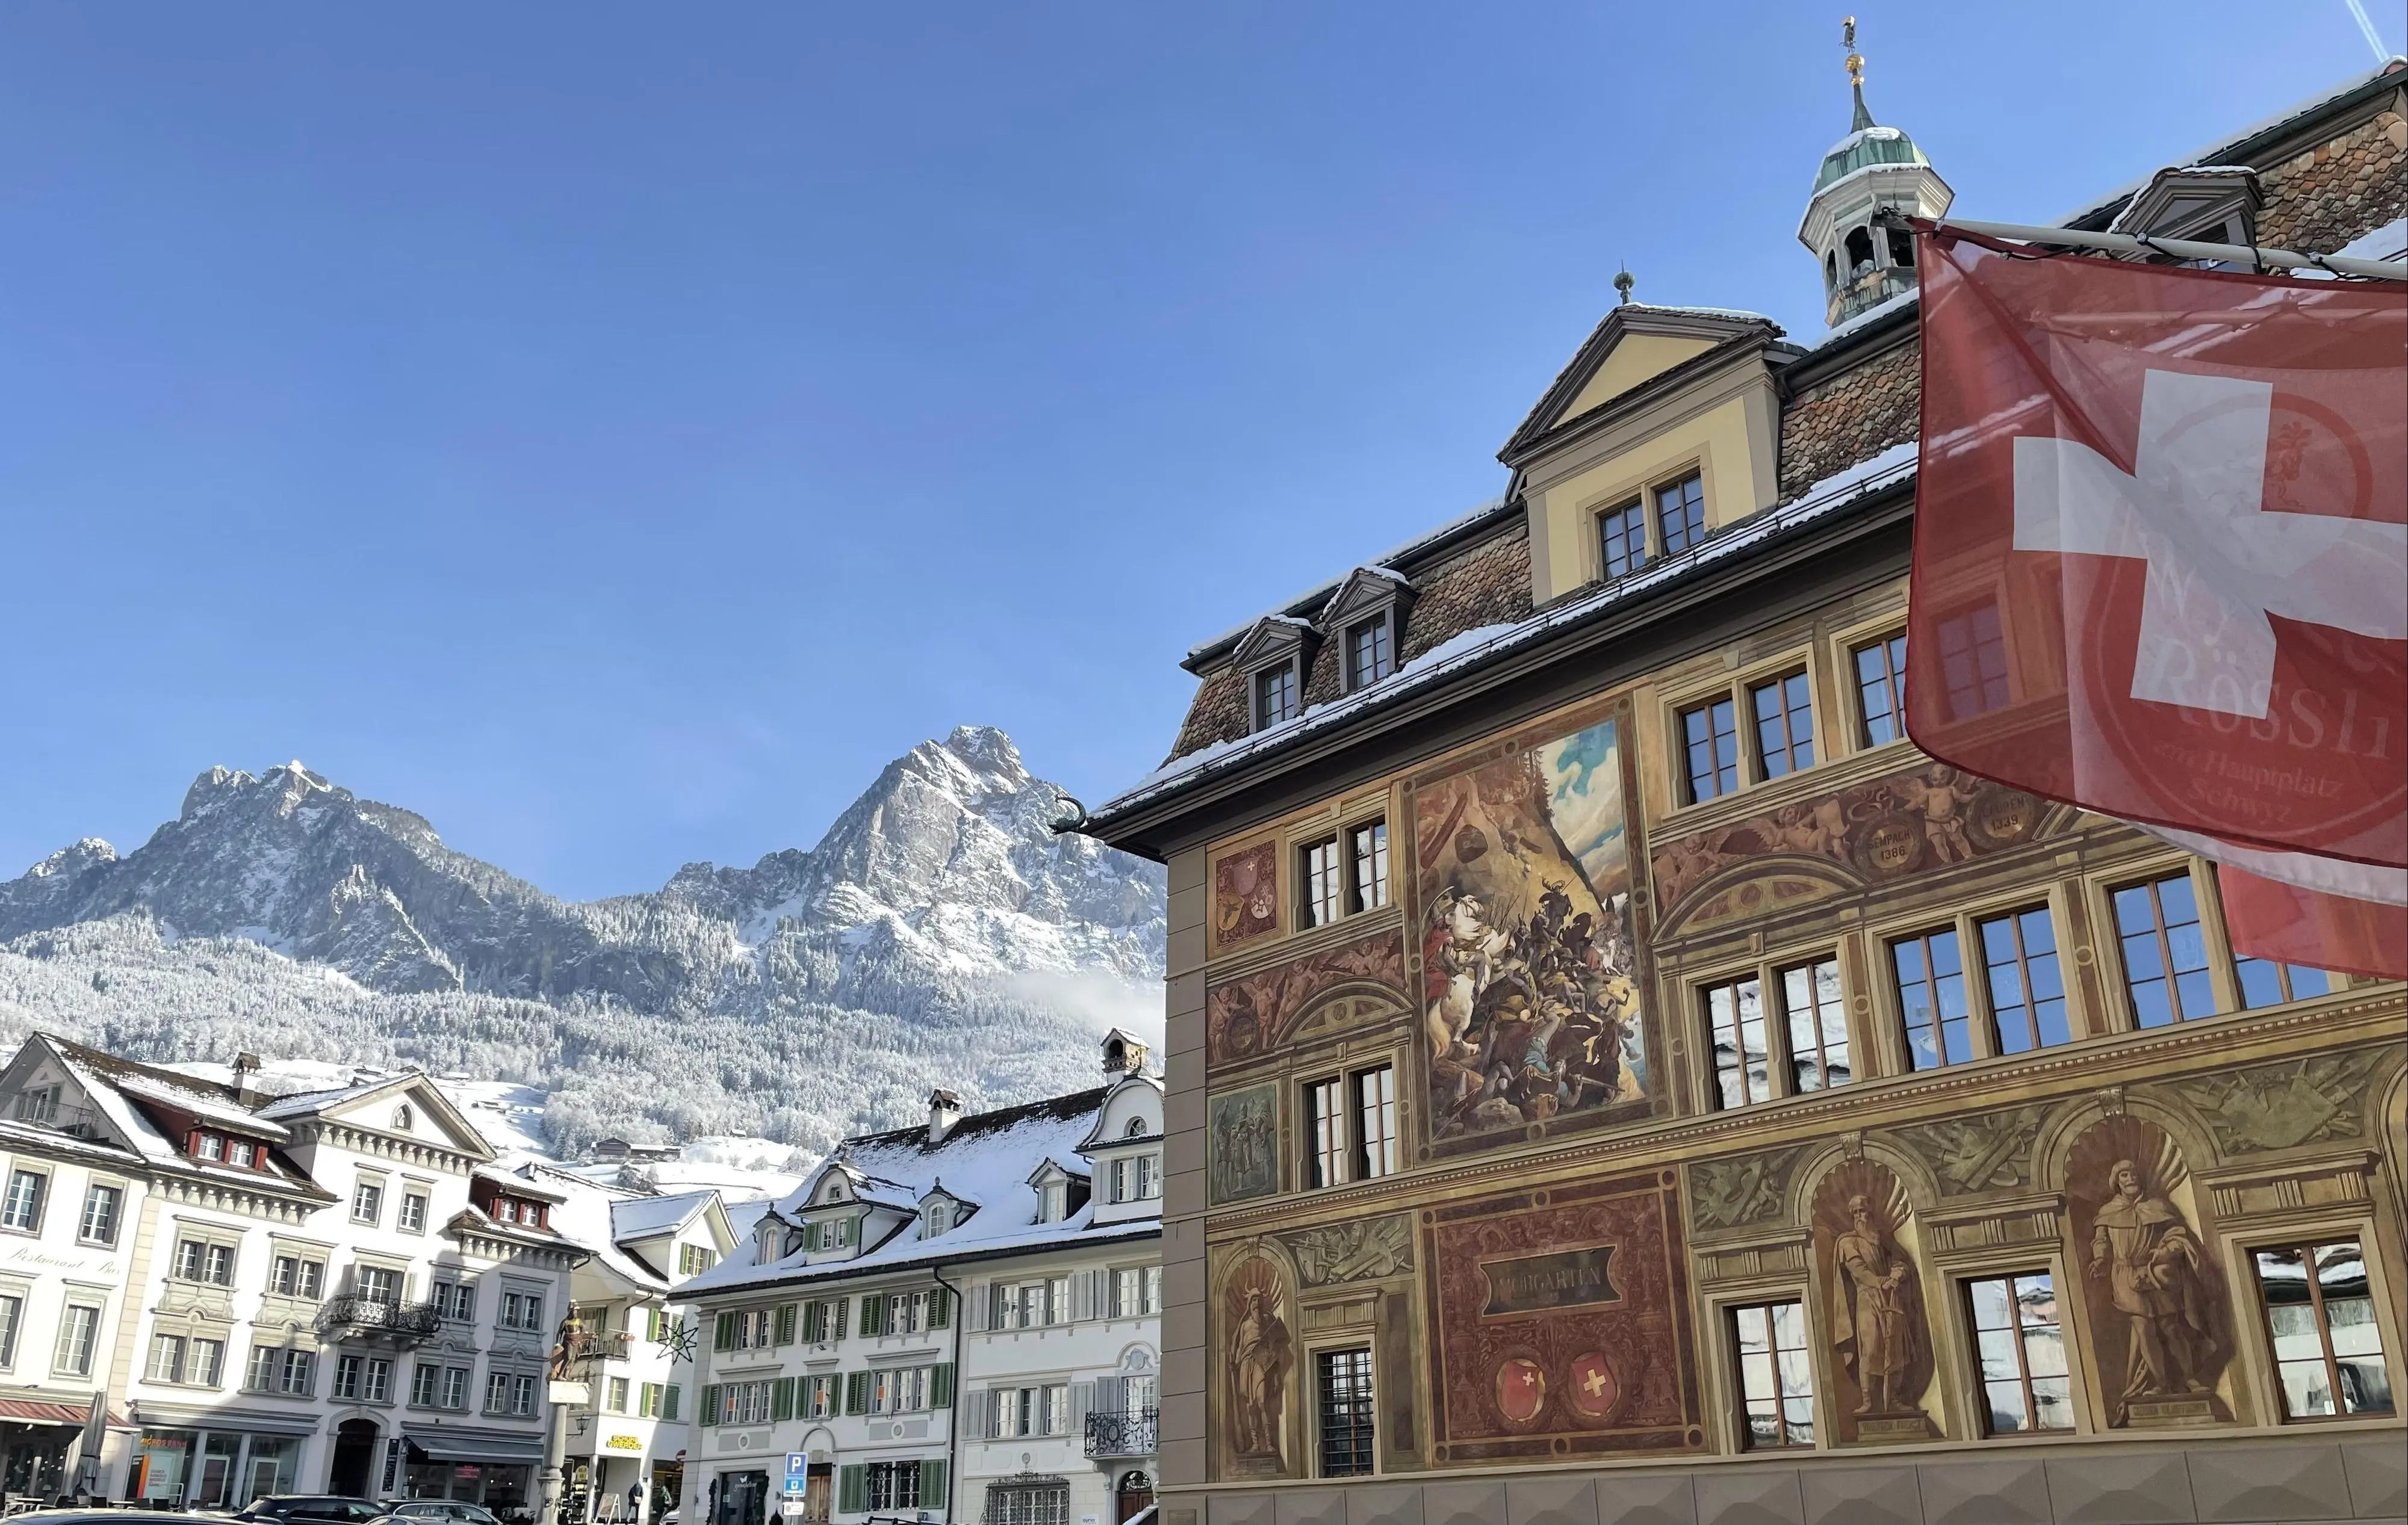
[{"xmin": 1877, "ymin": 208, "xmax": 2407, "ymax": 280}]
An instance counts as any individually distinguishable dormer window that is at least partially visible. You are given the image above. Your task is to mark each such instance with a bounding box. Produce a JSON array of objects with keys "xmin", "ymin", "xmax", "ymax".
[
  {"xmin": 2109, "ymin": 166, "xmax": 2264, "ymax": 258},
  {"xmin": 1320, "ymin": 568, "xmax": 1415, "ymax": 696},
  {"xmin": 1040, "ymin": 1182, "xmax": 1068, "ymax": 1223},
  {"xmin": 1255, "ymin": 664, "xmax": 1300, "ymax": 727},
  {"xmin": 922, "ymin": 1202, "xmax": 951, "ymax": 1239},
  {"xmin": 1124, "ymin": 1117, "xmax": 1149, "ymax": 1140},
  {"xmin": 196, "ymin": 1133, "xmax": 225, "ymax": 1163},
  {"xmin": 1345, "ymin": 617, "xmax": 1392, "ymax": 688},
  {"xmin": 392, "ymin": 1104, "xmax": 414, "ymax": 1131},
  {"xmin": 809, "ymin": 1217, "xmax": 853, "ymax": 1252},
  {"xmin": 228, "ymin": 1140, "xmax": 256, "ymax": 1169}
]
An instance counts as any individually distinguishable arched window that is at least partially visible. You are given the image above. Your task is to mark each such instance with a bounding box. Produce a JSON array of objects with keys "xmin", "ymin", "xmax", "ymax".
[
  {"xmin": 392, "ymin": 1104, "xmax": 414, "ymax": 1131},
  {"xmin": 1845, "ymin": 226, "xmax": 1876, "ymax": 275},
  {"xmin": 1125, "ymin": 1116, "xmax": 1149, "ymax": 1139},
  {"xmin": 1824, "ymin": 251, "xmax": 1839, "ymax": 293}
]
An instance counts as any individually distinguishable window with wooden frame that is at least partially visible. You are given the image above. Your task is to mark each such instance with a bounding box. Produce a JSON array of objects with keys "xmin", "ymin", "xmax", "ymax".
[
  {"xmin": 1975, "ymin": 906, "xmax": 2071, "ymax": 1055},
  {"xmin": 1347, "ymin": 819, "xmax": 1390, "ymax": 914},
  {"xmin": 1964, "ymin": 1271, "xmax": 2074, "ymax": 1435},
  {"xmin": 1934, "ymin": 599, "xmax": 2011, "ymax": 719},
  {"xmin": 1314, "ymin": 1348, "xmax": 1377, "ymax": 1477},
  {"xmin": 1598, "ymin": 498, "xmax": 1649, "ymax": 579},
  {"xmin": 1303, "ymin": 1063, "xmax": 1398, "ymax": 1189},
  {"xmin": 1730, "ymin": 1301, "xmax": 1814, "ymax": 1450},
  {"xmin": 1678, "ymin": 696, "xmax": 1742, "ymax": 803},
  {"xmin": 1890, "ymin": 927, "xmax": 1972, "ymax": 1071},
  {"xmin": 1299, "ymin": 837, "xmax": 1343, "ymax": 929},
  {"xmin": 1704, "ymin": 956, "xmax": 1851, "ymax": 1109},
  {"xmin": 1254, "ymin": 662, "xmax": 1301, "ymax": 729},
  {"xmin": 1891, "ymin": 899, "xmax": 2079, "ymax": 1071},
  {"xmin": 1852, "ymin": 631, "xmax": 1908, "ymax": 747},
  {"xmin": 2251, "ymin": 1238, "xmax": 2395, "ymax": 1421},
  {"xmin": 1345, "ymin": 616, "xmax": 1394, "ymax": 690},
  {"xmin": 1656, "ymin": 472, "xmax": 1707, "ymax": 555},
  {"xmin": 1749, "ymin": 670, "xmax": 1815, "ymax": 778},
  {"xmin": 2104, "ymin": 865, "xmax": 2340, "ymax": 1029}
]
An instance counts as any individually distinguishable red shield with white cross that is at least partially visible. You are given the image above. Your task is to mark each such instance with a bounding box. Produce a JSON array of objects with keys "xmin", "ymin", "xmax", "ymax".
[{"xmin": 1494, "ymin": 1356, "xmax": 1547, "ymax": 1426}]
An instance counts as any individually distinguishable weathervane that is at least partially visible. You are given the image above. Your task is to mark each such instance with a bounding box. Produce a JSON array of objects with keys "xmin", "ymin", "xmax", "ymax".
[
  {"xmin": 1843, "ymin": 17, "xmax": 1863, "ymax": 88},
  {"xmin": 1613, "ymin": 267, "xmax": 1634, "ymax": 306}
]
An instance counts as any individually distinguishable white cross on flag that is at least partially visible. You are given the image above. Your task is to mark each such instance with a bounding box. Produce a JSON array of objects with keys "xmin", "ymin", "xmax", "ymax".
[{"xmin": 1908, "ymin": 232, "xmax": 2405, "ymax": 977}]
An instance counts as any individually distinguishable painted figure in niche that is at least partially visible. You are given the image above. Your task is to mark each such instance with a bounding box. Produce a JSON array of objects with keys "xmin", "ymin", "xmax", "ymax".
[
  {"xmin": 2065, "ymin": 1116, "xmax": 2231, "ymax": 1426},
  {"xmin": 1415, "ymin": 717, "xmax": 1649, "ymax": 1142},
  {"xmin": 1835, "ymin": 1194, "xmax": 1923, "ymax": 1416},
  {"xmin": 1224, "ymin": 1259, "xmax": 1293, "ymax": 1466},
  {"xmin": 2091, "ymin": 1158, "xmax": 2217, "ymax": 1408},
  {"xmin": 1812, "ymin": 1160, "xmax": 1934, "ymax": 1438}
]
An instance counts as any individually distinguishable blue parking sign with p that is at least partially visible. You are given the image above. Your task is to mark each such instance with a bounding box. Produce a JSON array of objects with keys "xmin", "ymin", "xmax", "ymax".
[{"xmin": 785, "ymin": 1454, "xmax": 808, "ymax": 1476}]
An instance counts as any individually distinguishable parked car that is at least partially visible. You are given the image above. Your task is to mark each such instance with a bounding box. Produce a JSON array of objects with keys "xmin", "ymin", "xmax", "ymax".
[
  {"xmin": 369, "ymin": 1506, "xmax": 501, "ymax": 1525},
  {"xmin": 235, "ymin": 1499, "xmax": 387, "ymax": 1525},
  {"xmin": 13, "ymin": 1514, "xmax": 227, "ymax": 1525}
]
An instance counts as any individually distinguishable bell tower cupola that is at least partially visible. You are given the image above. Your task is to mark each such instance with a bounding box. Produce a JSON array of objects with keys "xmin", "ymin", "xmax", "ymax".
[{"xmin": 1797, "ymin": 18, "xmax": 1953, "ymax": 326}]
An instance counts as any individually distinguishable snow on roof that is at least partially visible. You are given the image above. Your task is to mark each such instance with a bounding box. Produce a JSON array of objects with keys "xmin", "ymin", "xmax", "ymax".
[
  {"xmin": 1098, "ymin": 440, "xmax": 1921, "ymax": 826},
  {"xmin": 680, "ymin": 1084, "xmax": 1144, "ymax": 1295},
  {"xmin": 526, "ymin": 1165, "xmax": 674, "ymax": 1294},
  {"xmin": 255, "ymin": 1078, "xmax": 392, "ymax": 1121},
  {"xmin": 610, "ymin": 1191, "xmax": 714, "ymax": 1241},
  {"xmin": 46, "ymin": 1038, "xmax": 291, "ymax": 1140}
]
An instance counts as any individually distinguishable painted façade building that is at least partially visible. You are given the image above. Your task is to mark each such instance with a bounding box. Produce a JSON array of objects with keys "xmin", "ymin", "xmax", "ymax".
[{"xmin": 1074, "ymin": 52, "xmax": 2408, "ymax": 1525}]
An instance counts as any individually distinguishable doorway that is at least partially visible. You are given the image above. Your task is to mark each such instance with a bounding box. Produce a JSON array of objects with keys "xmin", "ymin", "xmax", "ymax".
[
  {"xmin": 802, "ymin": 1464, "xmax": 830, "ymax": 1523},
  {"xmin": 327, "ymin": 1421, "xmax": 379, "ymax": 1498},
  {"xmin": 1116, "ymin": 1471, "xmax": 1155, "ymax": 1523}
]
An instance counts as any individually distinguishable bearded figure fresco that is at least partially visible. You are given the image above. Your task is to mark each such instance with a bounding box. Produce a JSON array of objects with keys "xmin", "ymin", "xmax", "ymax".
[
  {"xmin": 1811, "ymin": 1160, "xmax": 1937, "ymax": 1440},
  {"xmin": 2066, "ymin": 1117, "xmax": 2232, "ymax": 1425},
  {"xmin": 1222, "ymin": 1258, "xmax": 1295, "ymax": 1473},
  {"xmin": 1413, "ymin": 715, "xmax": 1650, "ymax": 1148}
]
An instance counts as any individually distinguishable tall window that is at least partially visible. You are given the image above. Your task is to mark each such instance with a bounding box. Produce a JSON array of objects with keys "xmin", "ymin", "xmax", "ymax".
[
  {"xmin": 272, "ymin": 1255, "xmax": 326, "ymax": 1300},
  {"xmin": 175, "ymin": 1239, "xmax": 235, "ymax": 1286},
  {"xmin": 1300, "ymin": 837, "xmax": 1342, "ymax": 929},
  {"xmin": 2254, "ymin": 1239, "xmax": 2394, "ymax": 1420},
  {"xmin": 1731, "ymin": 1302, "xmax": 1814, "ymax": 1449},
  {"xmin": 441, "ymin": 1367, "xmax": 468, "ymax": 1410},
  {"xmin": 53, "ymin": 1305, "xmax": 99, "ymax": 1377},
  {"xmin": 1750, "ymin": 672, "xmax": 1815, "ymax": 778},
  {"xmin": 1353, "ymin": 1066, "xmax": 1398, "ymax": 1180},
  {"xmin": 2, "ymin": 1170, "xmax": 46, "ymax": 1232},
  {"xmin": 78, "ymin": 1184, "xmax": 122, "ymax": 1246},
  {"xmin": 1600, "ymin": 499, "xmax": 1648, "ymax": 578},
  {"xmin": 1681, "ymin": 697, "xmax": 1741, "ymax": 803},
  {"xmin": 1936, "ymin": 601, "xmax": 2009, "ymax": 719},
  {"xmin": 1966, "ymin": 1272, "xmax": 2073, "ymax": 1435},
  {"xmin": 1978, "ymin": 907, "xmax": 2071, "ymax": 1054},
  {"xmin": 1892, "ymin": 929, "xmax": 1971, "ymax": 1069},
  {"xmin": 1781, "ymin": 958, "xmax": 1850, "ymax": 1092},
  {"xmin": 351, "ymin": 1181, "xmax": 384, "ymax": 1225},
  {"xmin": 1854, "ymin": 632, "xmax": 1908, "ymax": 746},
  {"xmin": 1348, "ymin": 820, "xmax": 1389, "ymax": 913},
  {"xmin": 399, "ymin": 1191, "xmax": 429, "ymax": 1233},
  {"xmin": 356, "ymin": 1266, "xmax": 400, "ymax": 1304},
  {"xmin": 1255, "ymin": 664, "xmax": 1300, "ymax": 728},
  {"xmin": 1315, "ymin": 1349, "xmax": 1376, "ymax": 1477},
  {"xmin": 1305, "ymin": 1077, "xmax": 1345, "ymax": 1190},
  {"xmin": 150, "ymin": 1334, "xmax": 190, "ymax": 1385},
  {"xmin": 1656, "ymin": 472, "xmax": 1707, "ymax": 555},
  {"xmin": 2112, "ymin": 872, "xmax": 2215, "ymax": 1027},
  {"xmin": 411, "ymin": 1364, "xmax": 441, "ymax": 1408},
  {"xmin": 1707, "ymin": 976, "xmax": 1770, "ymax": 1109},
  {"xmin": 335, "ymin": 1355, "xmax": 367, "ymax": 1401},
  {"xmin": 2236, "ymin": 958, "xmax": 2332, "ymax": 1010},
  {"xmin": 1346, "ymin": 617, "xmax": 1394, "ymax": 689},
  {"xmin": 0, "ymin": 1295, "xmax": 20, "ymax": 1366},
  {"xmin": 191, "ymin": 1338, "xmax": 226, "ymax": 1387}
]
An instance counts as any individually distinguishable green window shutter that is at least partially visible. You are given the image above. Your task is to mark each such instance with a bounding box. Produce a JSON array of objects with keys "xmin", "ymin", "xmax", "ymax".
[
  {"xmin": 845, "ymin": 1370, "xmax": 870, "ymax": 1415},
  {"xmin": 696, "ymin": 1384, "xmax": 719, "ymax": 1427},
  {"xmin": 858, "ymin": 1295, "xmax": 881, "ymax": 1338},
  {"xmin": 927, "ymin": 1287, "xmax": 951, "ymax": 1329},
  {"xmin": 801, "ymin": 1301, "xmax": 822, "ymax": 1343},
  {"xmin": 713, "ymin": 1311, "xmax": 736, "ymax": 1351},
  {"xmin": 770, "ymin": 1377, "xmax": 792, "ymax": 1422},
  {"xmin": 774, "ymin": 1304, "xmax": 797, "ymax": 1346},
  {"xmin": 919, "ymin": 1459, "xmax": 946, "ymax": 1512},
  {"xmin": 837, "ymin": 1465, "xmax": 864, "ymax": 1515},
  {"xmin": 664, "ymin": 1384, "xmax": 681, "ymax": 1422},
  {"xmin": 832, "ymin": 1298, "xmax": 849, "ymax": 1340},
  {"xmin": 929, "ymin": 1362, "xmax": 954, "ymax": 1409}
]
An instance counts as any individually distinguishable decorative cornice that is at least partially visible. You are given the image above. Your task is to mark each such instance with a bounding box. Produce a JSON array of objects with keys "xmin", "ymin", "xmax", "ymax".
[
  {"xmin": 291, "ymin": 1119, "xmax": 483, "ymax": 1177},
  {"xmin": 1191, "ymin": 992, "xmax": 2404, "ymax": 1238}
]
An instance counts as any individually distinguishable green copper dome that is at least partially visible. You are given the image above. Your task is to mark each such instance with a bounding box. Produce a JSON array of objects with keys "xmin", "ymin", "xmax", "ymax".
[{"xmin": 1813, "ymin": 85, "xmax": 1929, "ymax": 191}]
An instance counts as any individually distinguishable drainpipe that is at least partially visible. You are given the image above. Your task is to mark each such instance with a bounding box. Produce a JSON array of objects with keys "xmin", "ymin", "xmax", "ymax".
[{"xmin": 928, "ymin": 1264, "xmax": 966, "ymax": 1525}]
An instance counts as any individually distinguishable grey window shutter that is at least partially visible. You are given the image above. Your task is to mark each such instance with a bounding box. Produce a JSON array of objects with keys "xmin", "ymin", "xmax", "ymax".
[
  {"xmin": 1070, "ymin": 1379, "xmax": 1094, "ymax": 1432},
  {"xmin": 1067, "ymin": 1273, "xmax": 1089, "ymax": 1323},
  {"xmin": 1094, "ymin": 1375, "xmax": 1124, "ymax": 1415},
  {"xmin": 966, "ymin": 1282, "xmax": 987, "ymax": 1332},
  {"xmin": 960, "ymin": 1388, "xmax": 987, "ymax": 1439},
  {"xmin": 1090, "ymin": 1269, "xmax": 1110, "ymax": 1319}
]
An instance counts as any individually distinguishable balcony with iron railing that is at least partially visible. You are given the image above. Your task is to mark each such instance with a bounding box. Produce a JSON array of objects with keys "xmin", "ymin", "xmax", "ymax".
[
  {"xmin": 1084, "ymin": 1406, "xmax": 1158, "ymax": 1459},
  {"xmin": 568, "ymin": 1329, "xmax": 635, "ymax": 1363},
  {"xmin": 316, "ymin": 1295, "xmax": 443, "ymax": 1345}
]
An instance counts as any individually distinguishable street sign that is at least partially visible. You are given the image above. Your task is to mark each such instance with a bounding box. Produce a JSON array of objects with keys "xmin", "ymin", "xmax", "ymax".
[
  {"xmin": 780, "ymin": 1479, "xmax": 807, "ymax": 1496},
  {"xmin": 784, "ymin": 1453, "xmax": 808, "ymax": 1476}
]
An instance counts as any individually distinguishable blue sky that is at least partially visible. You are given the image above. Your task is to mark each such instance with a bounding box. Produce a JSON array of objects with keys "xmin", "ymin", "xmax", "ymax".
[{"xmin": 1, "ymin": 4, "xmax": 2394, "ymax": 899}]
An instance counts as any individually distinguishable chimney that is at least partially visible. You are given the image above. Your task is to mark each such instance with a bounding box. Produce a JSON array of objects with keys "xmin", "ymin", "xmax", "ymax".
[
  {"xmin": 927, "ymin": 1089, "xmax": 962, "ymax": 1145},
  {"xmin": 231, "ymin": 1053, "xmax": 263, "ymax": 1106},
  {"xmin": 1101, "ymin": 1029, "xmax": 1150, "ymax": 1080}
]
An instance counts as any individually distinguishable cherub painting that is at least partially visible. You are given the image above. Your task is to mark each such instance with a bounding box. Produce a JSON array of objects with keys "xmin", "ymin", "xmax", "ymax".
[{"xmin": 1415, "ymin": 716, "xmax": 1650, "ymax": 1146}]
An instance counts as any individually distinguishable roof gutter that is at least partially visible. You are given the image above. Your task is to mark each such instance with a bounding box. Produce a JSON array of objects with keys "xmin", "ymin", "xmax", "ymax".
[{"xmin": 1904, "ymin": 210, "xmax": 2406, "ymax": 279}]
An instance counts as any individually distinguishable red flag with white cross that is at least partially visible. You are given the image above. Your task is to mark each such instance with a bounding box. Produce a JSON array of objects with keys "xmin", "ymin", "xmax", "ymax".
[
  {"xmin": 1906, "ymin": 234, "xmax": 2406, "ymax": 976},
  {"xmin": 1907, "ymin": 234, "xmax": 2407, "ymax": 860}
]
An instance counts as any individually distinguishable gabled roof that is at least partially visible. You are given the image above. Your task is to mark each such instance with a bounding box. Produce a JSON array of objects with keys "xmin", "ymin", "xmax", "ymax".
[
  {"xmin": 681, "ymin": 1084, "xmax": 1132, "ymax": 1297},
  {"xmin": 1500, "ymin": 304, "xmax": 1787, "ymax": 466},
  {"xmin": 610, "ymin": 1190, "xmax": 715, "ymax": 1242},
  {"xmin": 16, "ymin": 1035, "xmax": 333, "ymax": 1199},
  {"xmin": 41, "ymin": 1036, "xmax": 291, "ymax": 1139},
  {"xmin": 258, "ymin": 1071, "xmax": 497, "ymax": 1162}
]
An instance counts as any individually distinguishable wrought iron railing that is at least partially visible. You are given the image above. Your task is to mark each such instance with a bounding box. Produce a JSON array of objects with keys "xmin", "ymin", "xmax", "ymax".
[
  {"xmin": 1084, "ymin": 1406, "xmax": 1158, "ymax": 1458},
  {"xmin": 569, "ymin": 1329, "xmax": 635, "ymax": 1363},
  {"xmin": 317, "ymin": 1295, "xmax": 444, "ymax": 1342}
]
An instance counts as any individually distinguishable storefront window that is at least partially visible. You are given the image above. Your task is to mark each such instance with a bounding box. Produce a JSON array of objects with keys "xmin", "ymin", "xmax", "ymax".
[
  {"xmin": 243, "ymin": 1437, "xmax": 301, "ymax": 1503},
  {"xmin": 137, "ymin": 1430, "xmax": 196, "ymax": 1503},
  {"xmin": 192, "ymin": 1434, "xmax": 243, "ymax": 1509}
]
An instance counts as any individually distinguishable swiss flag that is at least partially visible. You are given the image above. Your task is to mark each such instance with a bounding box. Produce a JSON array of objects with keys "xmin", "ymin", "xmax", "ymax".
[
  {"xmin": 1908, "ymin": 232, "xmax": 2405, "ymax": 979},
  {"xmin": 1908, "ymin": 232, "xmax": 2405, "ymax": 867}
]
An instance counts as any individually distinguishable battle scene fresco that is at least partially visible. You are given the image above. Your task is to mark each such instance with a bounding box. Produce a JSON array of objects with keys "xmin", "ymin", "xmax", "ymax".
[
  {"xmin": 1422, "ymin": 1172, "xmax": 1702, "ymax": 1463},
  {"xmin": 1412, "ymin": 712, "xmax": 1652, "ymax": 1149},
  {"xmin": 1205, "ymin": 926, "xmax": 1406, "ymax": 1068}
]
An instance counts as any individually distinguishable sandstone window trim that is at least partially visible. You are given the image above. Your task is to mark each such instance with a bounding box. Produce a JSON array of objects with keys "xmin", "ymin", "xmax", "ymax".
[
  {"xmin": 1959, "ymin": 1267, "xmax": 2079, "ymax": 1437},
  {"xmin": 1869, "ymin": 882, "xmax": 2091, "ymax": 1075},
  {"xmin": 1311, "ymin": 1344, "xmax": 1377, "ymax": 1478},
  {"xmin": 1662, "ymin": 646, "xmax": 1827, "ymax": 812},
  {"xmin": 1726, "ymin": 1298, "xmax": 1818, "ymax": 1451},
  {"xmin": 2242, "ymin": 1225, "xmax": 2400, "ymax": 1426},
  {"xmin": 2082, "ymin": 854, "xmax": 2338, "ymax": 1035},
  {"xmin": 1693, "ymin": 951, "xmax": 1857, "ymax": 1112}
]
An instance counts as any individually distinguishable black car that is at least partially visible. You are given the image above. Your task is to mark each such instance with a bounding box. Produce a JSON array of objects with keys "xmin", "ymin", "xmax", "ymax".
[
  {"xmin": 13, "ymin": 1513, "xmax": 226, "ymax": 1525},
  {"xmin": 236, "ymin": 1497, "xmax": 389, "ymax": 1525}
]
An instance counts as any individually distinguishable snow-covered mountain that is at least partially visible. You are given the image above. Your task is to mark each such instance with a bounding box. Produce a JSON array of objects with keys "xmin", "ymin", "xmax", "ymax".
[{"xmin": 0, "ymin": 727, "xmax": 1165, "ymax": 1156}]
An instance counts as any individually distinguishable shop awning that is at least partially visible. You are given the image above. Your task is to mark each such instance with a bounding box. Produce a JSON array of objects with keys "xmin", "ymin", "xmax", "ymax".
[
  {"xmin": 403, "ymin": 1428, "xmax": 546, "ymax": 1465},
  {"xmin": 0, "ymin": 1399, "xmax": 92, "ymax": 1426}
]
